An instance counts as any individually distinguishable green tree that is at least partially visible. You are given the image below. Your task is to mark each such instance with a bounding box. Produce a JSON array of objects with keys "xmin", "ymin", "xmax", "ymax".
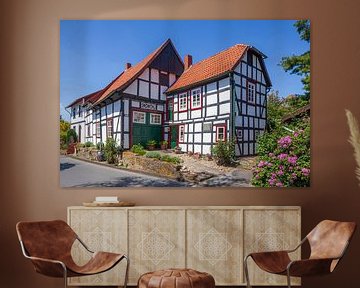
[
  {"xmin": 280, "ymin": 20, "xmax": 310, "ymax": 99},
  {"xmin": 60, "ymin": 119, "xmax": 71, "ymax": 148}
]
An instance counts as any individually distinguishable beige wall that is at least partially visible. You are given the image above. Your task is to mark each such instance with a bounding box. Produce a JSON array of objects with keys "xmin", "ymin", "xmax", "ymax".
[{"xmin": 1, "ymin": 0, "xmax": 360, "ymax": 287}]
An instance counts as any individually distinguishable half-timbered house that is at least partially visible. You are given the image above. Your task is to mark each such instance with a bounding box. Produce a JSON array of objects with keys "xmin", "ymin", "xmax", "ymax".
[
  {"xmin": 67, "ymin": 39, "xmax": 184, "ymax": 149},
  {"xmin": 165, "ymin": 44, "xmax": 272, "ymax": 156},
  {"xmin": 67, "ymin": 40, "xmax": 271, "ymax": 157}
]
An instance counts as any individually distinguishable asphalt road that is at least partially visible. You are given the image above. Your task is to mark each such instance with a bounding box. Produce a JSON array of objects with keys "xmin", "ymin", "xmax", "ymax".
[{"xmin": 60, "ymin": 156, "xmax": 187, "ymax": 188}]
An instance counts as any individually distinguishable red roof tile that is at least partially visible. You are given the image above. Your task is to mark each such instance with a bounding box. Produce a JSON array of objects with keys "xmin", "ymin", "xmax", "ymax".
[
  {"xmin": 166, "ymin": 44, "xmax": 249, "ymax": 93},
  {"xmin": 66, "ymin": 89, "xmax": 103, "ymax": 108},
  {"xmin": 93, "ymin": 39, "xmax": 173, "ymax": 105}
]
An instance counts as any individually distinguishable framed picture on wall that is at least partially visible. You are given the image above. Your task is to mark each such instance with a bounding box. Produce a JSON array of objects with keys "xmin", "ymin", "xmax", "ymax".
[{"xmin": 60, "ymin": 20, "xmax": 310, "ymax": 188}]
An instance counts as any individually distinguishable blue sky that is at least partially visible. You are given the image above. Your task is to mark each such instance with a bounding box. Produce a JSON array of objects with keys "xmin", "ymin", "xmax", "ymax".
[{"xmin": 60, "ymin": 20, "xmax": 310, "ymax": 120}]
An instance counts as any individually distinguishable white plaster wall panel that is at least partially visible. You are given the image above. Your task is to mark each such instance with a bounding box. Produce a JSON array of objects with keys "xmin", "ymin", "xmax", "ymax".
[
  {"xmin": 160, "ymin": 86, "xmax": 167, "ymax": 101},
  {"xmin": 248, "ymin": 66, "xmax": 252, "ymax": 78},
  {"xmin": 249, "ymin": 131, "xmax": 254, "ymax": 141},
  {"xmin": 191, "ymin": 110, "xmax": 201, "ymax": 119},
  {"xmin": 194, "ymin": 133, "xmax": 201, "ymax": 143},
  {"xmin": 169, "ymin": 73, "xmax": 176, "ymax": 86},
  {"xmin": 107, "ymin": 103, "xmax": 113, "ymax": 116},
  {"xmin": 139, "ymin": 81, "xmax": 149, "ymax": 98},
  {"xmin": 178, "ymin": 112, "xmax": 187, "ymax": 120},
  {"xmin": 242, "ymin": 63, "xmax": 247, "ymax": 76},
  {"xmin": 219, "ymin": 103, "xmax": 230, "ymax": 115},
  {"xmin": 242, "ymin": 88, "xmax": 247, "ymax": 100},
  {"xmin": 194, "ymin": 123, "xmax": 202, "ymax": 132},
  {"xmin": 261, "ymin": 95, "xmax": 266, "ymax": 105},
  {"xmin": 179, "ymin": 143, "xmax": 186, "ymax": 151},
  {"xmin": 243, "ymin": 144, "xmax": 248, "ymax": 155},
  {"xmin": 157, "ymin": 105, "xmax": 164, "ymax": 111},
  {"xmin": 252, "ymin": 68, "xmax": 257, "ymax": 78},
  {"xmin": 188, "ymin": 123, "xmax": 194, "ymax": 133},
  {"xmin": 234, "ymin": 74, "xmax": 241, "ymax": 84},
  {"xmin": 257, "ymin": 107, "xmax": 261, "ymax": 117},
  {"xmin": 248, "ymin": 106, "xmax": 255, "ymax": 116},
  {"xmin": 242, "ymin": 77, "xmax": 247, "ymax": 87},
  {"xmin": 139, "ymin": 68, "xmax": 149, "ymax": 80},
  {"xmin": 249, "ymin": 145, "xmax": 254, "ymax": 156},
  {"xmin": 202, "ymin": 145, "xmax": 211, "ymax": 154},
  {"xmin": 234, "ymin": 63, "xmax": 241, "ymax": 73},
  {"xmin": 206, "ymin": 106, "xmax": 217, "ymax": 117},
  {"xmin": 150, "ymin": 83, "xmax": 159, "ymax": 100},
  {"xmin": 124, "ymin": 80, "xmax": 138, "ymax": 95},
  {"xmin": 235, "ymin": 116, "xmax": 242, "ymax": 126},
  {"xmin": 218, "ymin": 77, "xmax": 230, "ymax": 89},
  {"xmin": 188, "ymin": 145, "xmax": 193, "ymax": 152},
  {"xmin": 101, "ymin": 124, "xmax": 107, "ymax": 142},
  {"xmin": 123, "ymin": 100, "xmax": 129, "ymax": 113},
  {"xmin": 257, "ymin": 70, "xmax": 262, "ymax": 82},
  {"xmin": 260, "ymin": 119, "xmax": 266, "ymax": 129},
  {"xmin": 255, "ymin": 119, "xmax": 259, "ymax": 128},
  {"xmin": 207, "ymin": 93, "xmax": 218, "ymax": 105},
  {"xmin": 173, "ymin": 96, "xmax": 178, "ymax": 112},
  {"xmin": 256, "ymin": 83, "xmax": 261, "ymax": 93},
  {"xmin": 213, "ymin": 120, "xmax": 226, "ymax": 125},
  {"xmin": 206, "ymin": 82, "xmax": 217, "ymax": 94},
  {"xmin": 194, "ymin": 144, "xmax": 202, "ymax": 153},
  {"xmin": 174, "ymin": 113, "xmax": 178, "ymax": 121},
  {"xmin": 219, "ymin": 90, "xmax": 230, "ymax": 102},
  {"xmin": 132, "ymin": 101, "xmax": 140, "ymax": 108},
  {"xmin": 243, "ymin": 51, "xmax": 248, "ymax": 63},
  {"xmin": 124, "ymin": 116, "xmax": 129, "ymax": 132},
  {"xmin": 256, "ymin": 57, "xmax": 261, "ymax": 68},
  {"xmin": 151, "ymin": 69, "xmax": 159, "ymax": 83},
  {"xmin": 203, "ymin": 133, "xmax": 211, "ymax": 143},
  {"xmin": 188, "ymin": 134, "xmax": 193, "ymax": 143},
  {"xmin": 235, "ymin": 86, "xmax": 241, "ymax": 100},
  {"xmin": 243, "ymin": 117, "xmax": 248, "ymax": 127},
  {"xmin": 101, "ymin": 107, "xmax": 106, "ymax": 120},
  {"xmin": 243, "ymin": 129, "xmax": 248, "ymax": 141},
  {"xmin": 113, "ymin": 118, "xmax": 120, "ymax": 132},
  {"xmin": 123, "ymin": 134, "xmax": 129, "ymax": 148}
]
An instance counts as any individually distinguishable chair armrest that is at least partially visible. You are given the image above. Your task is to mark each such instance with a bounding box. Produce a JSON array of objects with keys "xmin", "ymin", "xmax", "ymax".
[
  {"xmin": 25, "ymin": 255, "xmax": 67, "ymax": 277},
  {"xmin": 287, "ymin": 258, "xmax": 336, "ymax": 277}
]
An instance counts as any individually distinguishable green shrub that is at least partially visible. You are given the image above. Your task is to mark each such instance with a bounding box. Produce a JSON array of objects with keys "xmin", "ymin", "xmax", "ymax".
[
  {"xmin": 131, "ymin": 143, "xmax": 146, "ymax": 156},
  {"xmin": 85, "ymin": 141, "xmax": 94, "ymax": 147},
  {"xmin": 76, "ymin": 143, "xmax": 85, "ymax": 149},
  {"xmin": 96, "ymin": 142, "xmax": 104, "ymax": 151},
  {"xmin": 104, "ymin": 138, "xmax": 119, "ymax": 164},
  {"xmin": 252, "ymin": 126, "xmax": 310, "ymax": 187},
  {"xmin": 66, "ymin": 129, "xmax": 78, "ymax": 144},
  {"xmin": 145, "ymin": 151, "xmax": 161, "ymax": 159},
  {"xmin": 211, "ymin": 140, "xmax": 236, "ymax": 166},
  {"xmin": 161, "ymin": 155, "xmax": 181, "ymax": 165}
]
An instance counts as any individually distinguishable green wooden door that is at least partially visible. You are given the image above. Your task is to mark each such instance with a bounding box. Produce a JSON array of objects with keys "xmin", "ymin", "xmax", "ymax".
[
  {"xmin": 170, "ymin": 126, "xmax": 178, "ymax": 149},
  {"xmin": 132, "ymin": 112, "xmax": 162, "ymax": 147}
]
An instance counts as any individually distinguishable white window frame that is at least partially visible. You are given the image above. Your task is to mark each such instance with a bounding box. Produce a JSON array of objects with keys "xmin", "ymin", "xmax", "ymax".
[
  {"xmin": 179, "ymin": 93, "xmax": 187, "ymax": 111},
  {"xmin": 191, "ymin": 89, "xmax": 201, "ymax": 109},
  {"xmin": 179, "ymin": 125, "xmax": 185, "ymax": 143},
  {"xmin": 247, "ymin": 82, "xmax": 256, "ymax": 103},
  {"xmin": 106, "ymin": 119, "xmax": 113, "ymax": 139},
  {"xmin": 150, "ymin": 113, "xmax": 162, "ymax": 125},
  {"xmin": 216, "ymin": 125, "xmax": 226, "ymax": 142},
  {"xmin": 133, "ymin": 111, "xmax": 146, "ymax": 124}
]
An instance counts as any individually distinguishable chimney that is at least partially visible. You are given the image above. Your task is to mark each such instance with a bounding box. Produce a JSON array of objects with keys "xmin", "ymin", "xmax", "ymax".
[
  {"xmin": 125, "ymin": 62, "xmax": 131, "ymax": 70},
  {"xmin": 184, "ymin": 55, "xmax": 193, "ymax": 70}
]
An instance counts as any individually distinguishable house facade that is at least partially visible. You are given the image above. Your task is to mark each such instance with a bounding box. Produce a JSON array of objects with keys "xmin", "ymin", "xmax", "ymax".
[{"xmin": 67, "ymin": 40, "xmax": 271, "ymax": 156}]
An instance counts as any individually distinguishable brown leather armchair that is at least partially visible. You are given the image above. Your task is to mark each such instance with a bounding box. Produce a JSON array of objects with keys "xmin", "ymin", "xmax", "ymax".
[
  {"xmin": 244, "ymin": 220, "xmax": 356, "ymax": 288},
  {"xmin": 16, "ymin": 220, "xmax": 129, "ymax": 288}
]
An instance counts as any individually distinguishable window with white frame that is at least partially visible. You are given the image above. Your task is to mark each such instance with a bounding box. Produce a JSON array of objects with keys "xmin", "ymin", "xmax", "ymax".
[
  {"xmin": 247, "ymin": 82, "xmax": 256, "ymax": 103},
  {"xmin": 150, "ymin": 113, "xmax": 162, "ymax": 125},
  {"xmin": 179, "ymin": 125, "xmax": 185, "ymax": 142},
  {"xmin": 179, "ymin": 93, "xmax": 187, "ymax": 111},
  {"xmin": 133, "ymin": 111, "xmax": 146, "ymax": 124},
  {"xmin": 191, "ymin": 89, "xmax": 201, "ymax": 109},
  {"xmin": 216, "ymin": 125, "xmax": 226, "ymax": 142},
  {"xmin": 106, "ymin": 119, "xmax": 113, "ymax": 139},
  {"xmin": 96, "ymin": 123, "xmax": 100, "ymax": 138}
]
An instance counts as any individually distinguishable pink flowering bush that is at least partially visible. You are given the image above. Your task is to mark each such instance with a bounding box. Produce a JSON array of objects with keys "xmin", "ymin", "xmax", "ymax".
[{"xmin": 252, "ymin": 127, "xmax": 310, "ymax": 187}]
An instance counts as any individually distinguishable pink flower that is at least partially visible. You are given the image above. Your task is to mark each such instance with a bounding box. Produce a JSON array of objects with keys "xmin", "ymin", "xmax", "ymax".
[
  {"xmin": 287, "ymin": 156, "xmax": 298, "ymax": 165},
  {"xmin": 278, "ymin": 136, "xmax": 292, "ymax": 148},
  {"xmin": 268, "ymin": 152, "xmax": 275, "ymax": 157},
  {"xmin": 276, "ymin": 182, "xmax": 283, "ymax": 187},
  {"xmin": 277, "ymin": 170, "xmax": 284, "ymax": 176},
  {"xmin": 278, "ymin": 153, "xmax": 288, "ymax": 160},
  {"xmin": 301, "ymin": 168, "xmax": 310, "ymax": 176}
]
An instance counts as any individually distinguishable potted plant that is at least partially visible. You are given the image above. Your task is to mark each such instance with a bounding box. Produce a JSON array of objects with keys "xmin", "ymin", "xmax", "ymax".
[
  {"xmin": 160, "ymin": 140, "xmax": 168, "ymax": 150},
  {"xmin": 147, "ymin": 139, "xmax": 157, "ymax": 151}
]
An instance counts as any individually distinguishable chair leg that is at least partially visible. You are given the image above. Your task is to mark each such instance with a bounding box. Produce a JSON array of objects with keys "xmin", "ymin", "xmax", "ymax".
[
  {"xmin": 286, "ymin": 269, "xmax": 291, "ymax": 288},
  {"xmin": 123, "ymin": 255, "xmax": 130, "ymax": 288},
  {"xmin": 62, "ymin": 264, "xmax": 68, "ymax": 288},
  {"xmin": 244, "ymin": 255, "xmax": 252, "ymax": 288}
]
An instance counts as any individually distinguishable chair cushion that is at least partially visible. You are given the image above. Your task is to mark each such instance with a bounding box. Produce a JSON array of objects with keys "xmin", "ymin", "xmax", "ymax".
[{"xmin": 138, "ymin": 269, "xmax": 215, "ymax": 288}]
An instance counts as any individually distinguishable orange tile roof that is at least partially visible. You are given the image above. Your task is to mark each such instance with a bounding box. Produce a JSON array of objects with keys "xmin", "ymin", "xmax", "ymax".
[
  {"xmin": 66, "ymin": 89, "xmax": 103, "ymax": 108},
  {"xmin": 166, "ymin": 44, "xmax": 249, "ymax": 93},
  {"xmin": 93, "ymin": 39, "xmax": 172, "ymax": 105}
]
